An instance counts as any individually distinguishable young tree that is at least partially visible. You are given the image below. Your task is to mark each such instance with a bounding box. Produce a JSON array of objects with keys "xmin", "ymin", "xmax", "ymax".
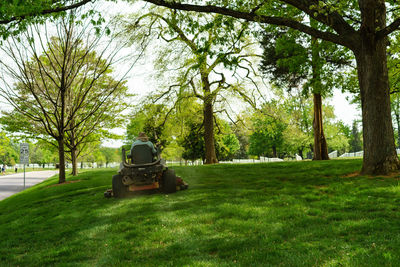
[
  {"xmin": 139, "ymin": 0, "xmax": 400, "ymax": 175},
  {"xmin": 0, "ymin": 12, "xmax": 130, "ymax": 183}
]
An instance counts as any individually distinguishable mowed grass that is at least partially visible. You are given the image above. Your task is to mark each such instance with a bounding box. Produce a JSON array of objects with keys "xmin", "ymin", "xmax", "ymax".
[{"xmin": 1, "ymin": 159, "xmax": 400, "ymax": 266}]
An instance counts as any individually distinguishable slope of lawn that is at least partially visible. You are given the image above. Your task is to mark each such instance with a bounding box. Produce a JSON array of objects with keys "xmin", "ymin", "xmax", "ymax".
[{"xmin": 1, "ymin": 159, "xmax": 400, "ymax": 266}]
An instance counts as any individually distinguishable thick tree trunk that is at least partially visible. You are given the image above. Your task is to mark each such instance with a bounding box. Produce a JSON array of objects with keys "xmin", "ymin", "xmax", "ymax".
[
  {"xmin": 312, "ymin": 93, "xmax": 329, "ymax": 160},
  {"xmin": 355, "ymin": 38, "xmax": 399, "ymax": 175},
  {"xmin": 203, "ymin": 98, "xmax": 218, "ymax": 164},
  {"xmin": 58, "ymin": 138, "xmax": 66, "ymax": 183}
]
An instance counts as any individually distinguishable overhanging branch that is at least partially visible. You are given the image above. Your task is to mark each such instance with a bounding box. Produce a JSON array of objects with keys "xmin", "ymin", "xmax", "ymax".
[
  {"xmin": 142, "ymin": 0, "xmax": 351, "ymax": 47},
  {"xmin": 0, "ymin": 0, "xmax": 92, "ymax": 25}
]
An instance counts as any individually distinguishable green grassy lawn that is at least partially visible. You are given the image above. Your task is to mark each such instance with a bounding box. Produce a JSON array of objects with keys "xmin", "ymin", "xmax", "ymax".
[{"xmin": 1, "ymin": 159, "xmax": 400, "ymax": 266}]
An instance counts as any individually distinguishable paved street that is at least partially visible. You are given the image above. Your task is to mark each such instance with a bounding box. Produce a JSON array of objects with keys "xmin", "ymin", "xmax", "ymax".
[{"xmin": 0, "ymin": 170, "xmax": 58, "ymax": 201}]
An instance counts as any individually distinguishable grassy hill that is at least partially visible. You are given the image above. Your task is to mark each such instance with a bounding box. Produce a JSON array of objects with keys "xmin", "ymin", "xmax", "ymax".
[{"xmin": 1, "ymin": 159, "xmax": 400, "ymax": 266}]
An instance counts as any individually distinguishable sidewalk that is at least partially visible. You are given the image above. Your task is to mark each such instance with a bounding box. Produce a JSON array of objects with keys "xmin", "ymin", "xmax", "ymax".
[{"xmin": 0, "ymin": 170, "xmax": 58, "ymax": 201}]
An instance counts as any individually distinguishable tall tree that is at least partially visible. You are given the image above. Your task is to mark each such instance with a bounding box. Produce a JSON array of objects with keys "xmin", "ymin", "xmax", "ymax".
[
  {"xmin": 0, "ymin": 11, "xmax": 130, "ymax": 183},
  {"xmin": 139, "ymin": 0, "xmax": 400, "ymax": 175},
  {"xmin": 123, "ymin": 8, "xmax": 261, "ymax": 164}
]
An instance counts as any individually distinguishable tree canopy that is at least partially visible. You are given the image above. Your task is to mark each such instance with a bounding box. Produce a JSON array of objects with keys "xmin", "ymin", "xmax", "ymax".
[{"xmin": 138, "ymin": 0, "xmax": 400, "ymax": 174}]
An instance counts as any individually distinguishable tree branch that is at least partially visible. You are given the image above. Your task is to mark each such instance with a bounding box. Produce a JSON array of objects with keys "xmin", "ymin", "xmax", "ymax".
[
  {"xmin": 0, "ymin": 0, "xmax": 92, "ymax": 25},
  {"xmin": 377, "ymin": 18, "xmax": 400, "ymax": 39},
  {"xmin": 142, "ymin": 0, "xmax": 353, "ymax": 48}
]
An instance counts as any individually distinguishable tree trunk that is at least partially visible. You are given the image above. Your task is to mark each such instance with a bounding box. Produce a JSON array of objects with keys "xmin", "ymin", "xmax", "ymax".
[
  {"xmin": 58, "ymin": 138, "xmax": 66, "ymax": 183},
  {"xmin": 298, "ymin": 149, "xmax": 303, "ymax": 159},
  {"xmin": 203, "ymin": 98, "xmax": 218, "ymax": 164},
  {"xmin": 71, "ymin": 147, "xmax": 78, "ymax": 176},
  {"xmin": 310, "ymin": 34, "xmax": 329, "ymax": 161},
  {"xmin": 355, "ymin": 33, "xmax": 399, "ymax": 174},
  {"xmin": 202, "ymin": 73, "xmax": 218, "ymax": 164},
  {"xmin": 272, "ymin": 145, "xmax": 277, "ymax": 158},
  {"xmin": 312, "ymin": 93, "xmax": 329, "ymax": 160}
]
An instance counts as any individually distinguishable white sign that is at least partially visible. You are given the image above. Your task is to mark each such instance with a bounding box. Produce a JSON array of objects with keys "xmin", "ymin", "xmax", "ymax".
[{"xmin": 20, "ymin": 143, "xmax": 29, "ymax": 164}]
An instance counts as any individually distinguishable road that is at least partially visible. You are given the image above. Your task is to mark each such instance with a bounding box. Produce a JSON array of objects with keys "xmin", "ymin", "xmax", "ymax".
[{"xmin": 0, "ymin": 170, "xmax": 58, "ymax": 201}]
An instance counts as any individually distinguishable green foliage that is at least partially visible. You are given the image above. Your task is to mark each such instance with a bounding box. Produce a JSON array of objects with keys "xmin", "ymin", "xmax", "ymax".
[
  {"xmin": 260, "ymin": 26, "xmax": 355, "ymax": 96},
  {"xmin": 126, "ymin": 103, "xmax": 171, "ymax": 150},
  {"xmin": 216, "ymin": 133, "xmax": 240, "ymax": 161},
  {"xmin": 247, "ymin": 91, "xmax": 350, "ymax": 158},
  {"xmin": 122, "ymin": 6, "xmax": 260, "ymax": 163},
  {"xmin": 0, "ymin": 0, "xmax": 93, "ymax": 39},
  {"xmin": 0, "ymin": 12, "xmax": 129, "ymax": 176},
  {"xmin": 232, "ymin": 119, "xmax": 251, "ymax": 159},
  {"xmin": 30, "ymin": 142, "xmax": 58, "ymax": 166},
  {"xmin": 0, "ymin": 131, "xmax": 18, "ymax": 165},
  {"xmin": 248, "ymin": 114, "xmax": 287, "ymax": 157},
  {"xmin": 98, "ymin": 147, "xmax": 120, "ymax": 166},
  {"xmin": 388, "ymin": 33, "xmax": 400, "ymax": 147},
  {"xmin": 349, "ymin": 120, "xmax": 363, "ymax": 152},
  {"xmin": 180, "ymin": 121, "xmax": 205, "ymax": 161}
]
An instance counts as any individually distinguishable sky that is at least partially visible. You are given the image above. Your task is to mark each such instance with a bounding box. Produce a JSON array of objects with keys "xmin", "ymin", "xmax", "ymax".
[{"xmin": 330, "ymin": 89, "xmax": 360, "ymax": 125}]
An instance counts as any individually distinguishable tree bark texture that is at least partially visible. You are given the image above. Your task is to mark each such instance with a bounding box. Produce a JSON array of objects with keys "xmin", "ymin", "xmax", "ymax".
[
  {"xmin": 356, "ymin": 49, "xmax": 399, "ymax": 174},
  {"xmin": 202, "ymin": 73, "xmax": 218, "ymax": 164},
  {"xmin": 312, "ymin": 93, "xmax": 329, "ymax": 160},
  {"xmin": 353, "ymin": 1, "xmax": 399, "ymax": 174}
]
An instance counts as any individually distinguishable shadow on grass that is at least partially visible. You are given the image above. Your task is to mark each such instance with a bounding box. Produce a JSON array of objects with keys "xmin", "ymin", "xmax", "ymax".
[{"xmin": 1, "ymin": 160, "xmax": 400, "ymax": 266}]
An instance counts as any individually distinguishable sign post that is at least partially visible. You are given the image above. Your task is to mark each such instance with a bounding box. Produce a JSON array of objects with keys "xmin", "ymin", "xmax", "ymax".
[{"xmin": 20, "ymin": 143, "xmax": 29, "ymax": 189}]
